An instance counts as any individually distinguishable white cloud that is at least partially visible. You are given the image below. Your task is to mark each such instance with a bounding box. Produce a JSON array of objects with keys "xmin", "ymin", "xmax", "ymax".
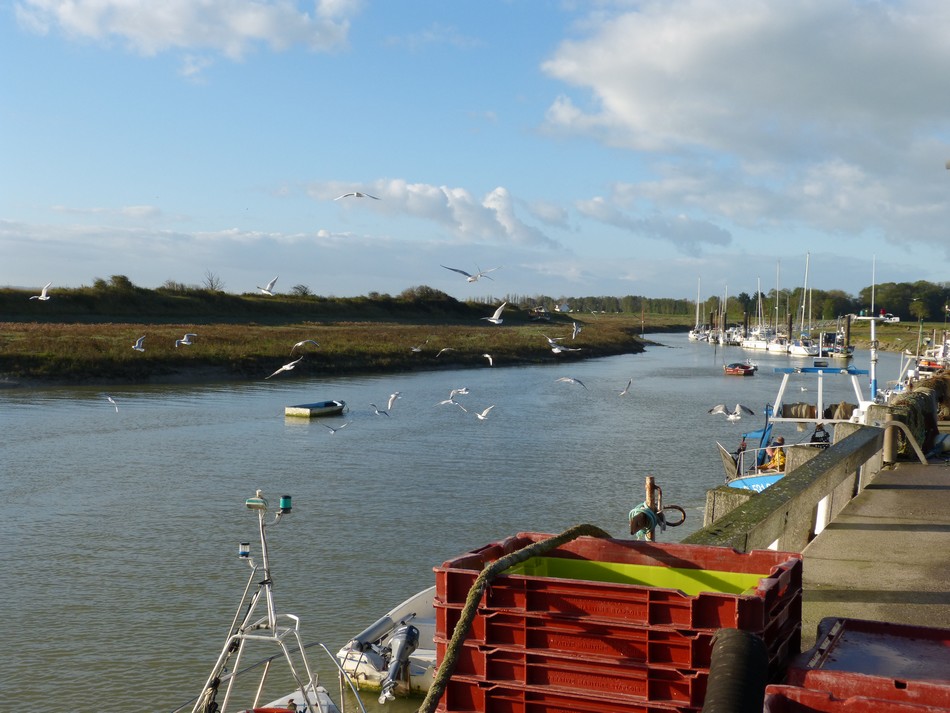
[{"xmin": 14, "ymin": 0, "xmax": 358, "ymax": 59}]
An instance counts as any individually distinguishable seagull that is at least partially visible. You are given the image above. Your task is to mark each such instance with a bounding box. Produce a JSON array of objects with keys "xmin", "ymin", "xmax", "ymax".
[
  {"xmin": 482, "ymin": 353, "xmax": 493, "ymax": 367},
  {"xmin": 551, "ymin": 344, "xmax": 581, "ymax": 354},
  {"xmin": 481, "ymin": 302, "xmax": 507, "ymax": 325},
  {"xmin": 387, "ymin": 392, "xmax": 401, "ymax": 410},
  {"xmin": 175, "ymin": 333, "xmax": 197, "ymax": 348},
  {"xmin": 29, "ymin": 282, "xmax": 52, "ymax": 301},
  {"xmin": 132, "ymin": 336, "xmax": 146, "ymax": 352},
  {"xmin": 708, "ymin": 404, "xmax": 756, "ymax": 421},
  {"xmin": 571, "ymin": 322, "xmax": 582, "ymax": 340},
  {"xmin": 556, "ymin": 376, "xmax": 588, "ymax": 390},
  {"xmin": 322, "ymin": 422, "xmax": 350, "ymax": 434},
  {"xmin": 436, "ymin": 398, "xmax": 468, "ymax": 412},
  {"xmin": 369, "ymin": 403, "xmax": 390, "ymax": 417},
  {"xmin": 291, "ymin": 339, "xmax": 320, "ymax": 354},
  {"xmin": 334, "ymin": 191, "xmax": 380, "ymax": 200},
  {"xmin": 441, "ymin": 264, "xmax": 500, "ymax": 282},
  {"xmin": 474, "ymin": 405, "xmax": 495, "ymax": 420},
  {"xmin": 619, "ymin": 379, "xmax": 633, "ymax": 396},
  {"xmin": 449, "ymin": 387, "xmax": 470, "ymax": 398},
  {"xmin": 257, "ymin": 276, "xmax": 279, "ymax": 296},
  {"xmin": 541, "ymin": 334, "xmax": 564, "ymax": 347},
  {"xmin": 410, "ymin": 339, "xmax": 429, "ymax": 353},
  {"xmin": 107, "ymin": 396, "xmax": 118, "ymax": 412},
  {"xmin": 436, "ymin": 347, "xmax": 456, "ymax": 357},
  {"xmin": 265, "ymin": 355, "xmax": 303, "ymax": 379}
]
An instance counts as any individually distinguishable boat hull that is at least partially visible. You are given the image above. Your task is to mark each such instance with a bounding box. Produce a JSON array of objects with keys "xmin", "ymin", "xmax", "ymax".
[
  {"xmin": 284, "ymin": 400, "xmax": 346, "ymax": 418},
  {"xmin": 723, "ymin": 363, "xmax": 756, "ymax": 376}
]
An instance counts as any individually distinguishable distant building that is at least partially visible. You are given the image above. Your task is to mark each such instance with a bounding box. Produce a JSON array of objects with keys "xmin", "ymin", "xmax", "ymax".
[{"xmin": 555, "ymin": 303, "xmax": 571, "ymax": 313}]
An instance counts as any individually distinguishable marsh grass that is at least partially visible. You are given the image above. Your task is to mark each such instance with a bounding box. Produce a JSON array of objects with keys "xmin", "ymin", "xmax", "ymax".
[{"xmin": 0, "ymin": 313, "xmax": 674, "ymax": 385}]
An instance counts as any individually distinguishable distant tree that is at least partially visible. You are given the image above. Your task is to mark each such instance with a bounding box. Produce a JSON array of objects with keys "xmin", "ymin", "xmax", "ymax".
[
  {"xmin": 203, "ymin": 270, "xmax": 225, "ymax": 292},
  {"xmin": 398, "ymin": 285, "xmax": 453, "ymax": 301},
  {"xmin": 160, "ymin": 280, "xmax": 189, "ymax": 293},
  {"xmin": 291, "ymin": 284, "xmax": 312, "ymax": 297},
  {"xmin": 108, "ymin": 275, "xmax": 136, "ymax": 291},
  {"xmin": 909, "ymin": 300, "xmax": 928, "ymax": 321}
]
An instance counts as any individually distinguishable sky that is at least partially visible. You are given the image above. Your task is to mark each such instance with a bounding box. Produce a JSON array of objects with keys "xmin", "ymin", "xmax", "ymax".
[{"xmin": 2, "ymin": 0, "xmax": 950, "ymax": 306}]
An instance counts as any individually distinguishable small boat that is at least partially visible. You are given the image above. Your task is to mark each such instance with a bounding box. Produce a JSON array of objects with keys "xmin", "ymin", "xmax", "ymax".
[
  {"xmin": 336, "ymin": 587, "xmax": 437, "ymax": 702},
  {"xmin": 178, "ymin": 491, "xmax": 362, "ymax": 713},
  {"xmin": 723, "ymin": 361, "xmax": 756, "ymax": 376},
  {"xmin": 284, "ymin": 400, "xmax": 346, "ymax": 418}
]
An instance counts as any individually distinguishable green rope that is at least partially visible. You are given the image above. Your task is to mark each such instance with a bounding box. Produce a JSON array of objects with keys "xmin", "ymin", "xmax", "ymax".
[{"xmin": 416, "ymin": 524, "xmax": 613, "ymax": 713}]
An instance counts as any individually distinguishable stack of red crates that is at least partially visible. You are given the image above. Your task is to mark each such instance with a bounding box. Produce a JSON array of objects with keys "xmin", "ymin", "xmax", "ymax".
[
  {"xmin": 765, "ymin": 617, "xmax": 950, "ymax": 712},
  {"xmin": 433, "ymin": 532, "xmax": 803, "ymax": 713}
]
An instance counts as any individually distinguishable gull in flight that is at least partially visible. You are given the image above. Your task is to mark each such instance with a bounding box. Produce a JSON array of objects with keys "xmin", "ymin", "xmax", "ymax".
[
  {"xmin": 410, "ymin": 339, "xmax": 429, "ymax": 353},
  {"xmin": 132, "ymin": 336, "xmax": 146, "ymax": 352},
  {"xmin": 619, "ymin": 379, "xmax": 633, "ymax": 396},
  {"xmin": 257, "ymin": 276, "xmax": 279, "ymax": 296},
  {"xmin": 551, "ymin": 344, "xmax": 581, "ymax": 354},
  {"xmin": 322, "ymin": 422, "xmax": 350, "ymax": 434},
  {"xmin": 474, "ymin": 405, "xmax": 495, "ymax": 420},
  {"xmin": 556, "ymin": 376, "xmax": 588, "ymax": 390},
  {"xmin": 387, "ymin": 392, "xmax": 401, "ymax": 410},
  {"xmin": 482, "ymin": 353, "xmax": 493, "ymax": 367},
  {"xmin": 436, "ymin": 387, "xmax": 470, "ymax": 405},
  {"xmin": 175, "ymin": 333, "xmax": 197, "ymax": 348},
  {"xmin": 708, "ymin": 404, "xmax": 756, "ymax": 421},
  {"xmin": 440, "ymin": 264, "xmax": 500, "ymax": 282},
  {"xmin": 369, "ymin": 403, "xmax": 390, "ymax": 417},
  {"xmin": 571, "ymin": 322, "xmax": 582, "ymax": 340},
  {"xmin": 30, "ymin": 282, "xmax": 52, "ymax": 301},
  {"xmin": 107, "ymin": 396, "xmax": 118, "ymax": 412},
  {"xmin": 436, "ymin": 347, "xmax": 455, "ymax": 357},
  {"xmin": 541, "ymin": 334, "xmax": 564, "ymax": 347},
  {"xmin": 291, "ymin": 339, "xmax": 320, "ymax": 354},
  {"xmin": 334, "ymin": 191, "xmax": 380, "ymax": 200},
  {"xmin": 436, "ymin": 398, "xmax": 468, "ymax": 412},
  {"xmin": 265, "ymin": 356, "xmax": 303, "ymax": 379},
  {"xmin": 481, "ymin": 302, "xmax": 507, "ymax": 325}
]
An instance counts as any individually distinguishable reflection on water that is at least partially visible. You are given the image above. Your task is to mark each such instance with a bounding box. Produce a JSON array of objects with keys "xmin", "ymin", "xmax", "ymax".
[{"xmin": 1, "ymin": 334, "xmax": 904, "ymax": 711}]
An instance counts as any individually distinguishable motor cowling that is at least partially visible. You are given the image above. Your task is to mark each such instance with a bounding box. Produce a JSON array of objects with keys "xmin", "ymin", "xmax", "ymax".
[{"xmin": 378, "ymin": 623, "xmax": 420, "ymax": 704}]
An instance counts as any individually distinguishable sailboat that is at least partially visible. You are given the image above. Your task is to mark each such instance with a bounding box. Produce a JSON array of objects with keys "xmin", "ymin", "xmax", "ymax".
[
  {"xmin": 688, "ymin": 278, "xmax": 708, "ymax": 341},
  {"xmin": 741, "ymin": 277, "xmax": 772, "ymax": 350},
  {"xmin": 788, "ymin": 253, "xmax": 820, "ymax": 357}
]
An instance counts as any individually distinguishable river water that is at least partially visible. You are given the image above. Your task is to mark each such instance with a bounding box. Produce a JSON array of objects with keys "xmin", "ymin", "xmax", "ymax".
[{"xmin": 2, "ymin": 334, "xmax": 906, "ymax": 712}]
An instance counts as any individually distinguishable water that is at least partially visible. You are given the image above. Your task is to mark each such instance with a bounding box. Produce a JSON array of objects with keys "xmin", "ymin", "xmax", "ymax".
[{"xmin": 1, "ymin": 334, "xmax": 905, "ymax": 711}]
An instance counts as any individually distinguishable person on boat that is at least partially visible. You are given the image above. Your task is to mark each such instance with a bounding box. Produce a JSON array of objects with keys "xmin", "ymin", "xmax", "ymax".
[
  {"xmin": 732, "ymin": 439, "xmax": 747, "ymax": 475},
  {"xmin": 764, "ymin": 436, "xmax": 786, "ymax": 472},
  {"xmin": 285, "ymin": 700, "xmax": 298, "ymax": 712},
  {"xmin": 810, "ymin": 423, "xmax": 830, "ymax": 449}
]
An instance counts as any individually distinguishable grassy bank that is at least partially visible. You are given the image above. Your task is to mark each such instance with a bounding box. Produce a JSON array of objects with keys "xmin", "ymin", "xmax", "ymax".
[{"xmin": 0, "ymin": 312, "xmax": 688, "ymax": 387}]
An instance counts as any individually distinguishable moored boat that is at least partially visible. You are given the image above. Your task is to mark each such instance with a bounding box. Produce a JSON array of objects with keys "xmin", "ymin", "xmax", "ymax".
[
  {"xmin": 336, "ymin": 587, "xmax": 437, "ymax": 702},
  {"xmin": 285, "ymin": 400, "xmax": 346, "ymax": 418},
  {"xmin": 723, "ymin": 361, "xmax": 757, "ymax": 376}
]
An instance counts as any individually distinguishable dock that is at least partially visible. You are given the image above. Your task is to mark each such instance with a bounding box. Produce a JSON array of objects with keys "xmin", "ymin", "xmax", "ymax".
[{"xmin": 800, "ymin": 458, "xmax": 950, "ymax": 648}]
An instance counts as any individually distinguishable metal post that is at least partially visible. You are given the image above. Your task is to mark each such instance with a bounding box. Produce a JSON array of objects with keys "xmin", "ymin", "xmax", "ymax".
[{"xmin": 645, "ymin": 476, "xmax": 658, "ymax": 542}]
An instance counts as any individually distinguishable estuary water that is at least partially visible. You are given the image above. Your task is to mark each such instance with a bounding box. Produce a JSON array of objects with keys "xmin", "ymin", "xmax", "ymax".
[{"xmin": 1, "ymin": 333, "xmax": 906, "ymax": 712}]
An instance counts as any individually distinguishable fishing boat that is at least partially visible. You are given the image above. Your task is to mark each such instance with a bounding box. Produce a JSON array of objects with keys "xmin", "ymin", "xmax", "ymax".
[
  {"xmin": 285, "ymin": 400, "xmax": 346, "ymax": 418},
  {"xmin": 336, "ymin": 587, "xmax": 437, "ymax": 702},
  {"xmin": 723, "ymin": 361, "xmax": 757, "ymax": 376},
  {"xmin": 179, "ymin": 491, "xmax": 362, "ymax": 713}
]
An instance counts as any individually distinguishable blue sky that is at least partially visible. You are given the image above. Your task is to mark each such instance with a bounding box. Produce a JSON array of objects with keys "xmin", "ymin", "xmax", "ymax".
[{"xmin": 2, "ymin": 0, "xmax": 949, "ymax": 305}]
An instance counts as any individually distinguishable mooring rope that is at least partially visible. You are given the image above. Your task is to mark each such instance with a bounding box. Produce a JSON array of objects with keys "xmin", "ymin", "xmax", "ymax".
[{"xmin": 415, "ymin": 523, "xmax": 613, "ymax": 713}]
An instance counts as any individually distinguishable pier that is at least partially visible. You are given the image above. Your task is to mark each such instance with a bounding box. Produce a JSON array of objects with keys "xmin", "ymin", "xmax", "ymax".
[{"xmin": 685, "ymin": 416, "xmax": 950, "ymax": 649}]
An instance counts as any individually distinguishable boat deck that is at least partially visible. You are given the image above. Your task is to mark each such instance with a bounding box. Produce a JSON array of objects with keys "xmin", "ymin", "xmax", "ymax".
[{"xmin": 800, "ymin": 456, "xmax": 950, "ymax": 649}]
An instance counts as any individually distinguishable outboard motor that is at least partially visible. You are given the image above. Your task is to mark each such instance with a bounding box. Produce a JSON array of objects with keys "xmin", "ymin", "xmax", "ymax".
[{"xmin": 378, "ymin": 623, "xmax": 420, "ymax": 704}]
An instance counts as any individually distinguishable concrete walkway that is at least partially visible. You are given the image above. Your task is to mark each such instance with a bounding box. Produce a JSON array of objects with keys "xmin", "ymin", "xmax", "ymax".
[{"xmin": 800, "ymin": 456, "xmax": 950, "ymax": 649}]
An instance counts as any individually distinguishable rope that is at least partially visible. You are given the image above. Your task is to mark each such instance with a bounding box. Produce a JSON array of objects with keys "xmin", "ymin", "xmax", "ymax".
[
  {"xmin": 628, "ymin": 502, "xmax": 659, "ymax": 539},
  {"xmin": 415, "ymin": 524, "xmax": 612, "ymax": 713}
]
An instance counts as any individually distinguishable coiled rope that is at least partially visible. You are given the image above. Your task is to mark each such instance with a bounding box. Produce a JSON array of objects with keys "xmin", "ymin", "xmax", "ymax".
[{"xmin": 415, "ymin": 523, "xmax": 613, "ymax": 713}]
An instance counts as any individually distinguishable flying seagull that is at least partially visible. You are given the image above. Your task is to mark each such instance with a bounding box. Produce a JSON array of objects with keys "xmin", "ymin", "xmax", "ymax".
[
  {"xmin": 175, "ymin": 333, "xmax": 197, "ymax": 348},
  {"xmin": 436, "ymin": 347, "xmax": 456, "ymax": 357},
  {"xmin": 541, "ymin": 334, "xmax": 564, "ymax": 347},
  {"xmin": 257, "ymin": 276, "xmax": 279, "ymax": 296},
  {"xmin": 440, "ymin": 264, "xmax": 500, "ymax": 282},
  {"xmin": 619, "ymin": 378, "xmax": 633, "ymax": 396},
  {"xmin": 132, "ymin": 336, "xmax": 146, "ymax": 352},
  {"xmin": 551, "ymin": 344, "xmax": 581, "ymax": 354},
  {"xmin": 265, "ymin": 355, "xmax": 303, "ymax": 379},
  {"xmin": 482, "ymin": 353, "xmax": 493, "ymax": 367},
  {"xmin": 334, "ymin": 191, "xmax": 380, "ymax": 200},
  {"xmin": 291, "ymin": 339, "xmax": 320, "ymax": 354},
  {"xmin": 387, "ymin": 392, "xmax": 401, "ymax": 410},
  {"xmin": 481, "ymin": 302, "xmax": 507, "ymax": 325},
  {"xmin": 410, "ymin": 339, "xmax": 429, "ymax": 353},
  {"xmin": 322, "ymin": 422, "xmax": 350, "ymax": 434},
  {"xmin": 474, "ymin": 405, "xmax": 495, "ymax": 420},
  {"xmin": 29, "ymin": 282, "xmax": 52, "ymax": 301},
  {"xmin": 708, "ymin": 404, "xmax": 756, "ymax": 421},
  {"xmin": 571, "ymin": 322, "xmax": 583, "ymax": 340},
  {"xmin": 369, "ymin": 403, "xmax": 390, "ymax": 417},
  {"xmin": 555, "ymin": 376, "xmax": 588, "ymax": 390},
  {"xmin": 107, "ymin": 396, "xmax": 118, "ymax": 412}
]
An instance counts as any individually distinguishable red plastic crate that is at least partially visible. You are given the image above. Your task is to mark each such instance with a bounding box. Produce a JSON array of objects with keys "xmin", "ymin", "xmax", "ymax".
[
  {"xmin": 435, "ymin": 644, "xmax": 707, "ymax": 706},
  {"xmin": 434, "ymin": 533, "xmax": 802, "ymax": 631},
  {"xmin": 437, "ymin": 676, "xmax": 702, "ymax": 713},
  {"xmin": 786, "ymin": 617, "xmax": 950, "ymax": 708},
  {"xmin": 764, "ymin": 685, "xmax": 950, "ymax": 712}
]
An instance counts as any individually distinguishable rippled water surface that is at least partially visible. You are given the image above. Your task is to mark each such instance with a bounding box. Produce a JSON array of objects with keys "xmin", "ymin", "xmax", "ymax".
[{"xmin": 2, "ymin": 334, "xmax": 905, "ymax": 711}]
